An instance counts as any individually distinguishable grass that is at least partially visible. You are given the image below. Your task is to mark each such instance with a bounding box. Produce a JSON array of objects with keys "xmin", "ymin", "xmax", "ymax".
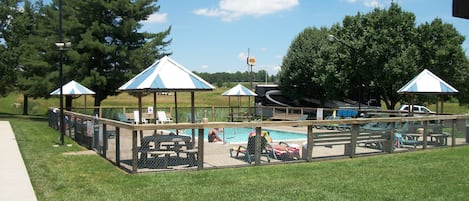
[{"xmin": 4, "ymin": 116, "xmax": 469, "ymax": 201}]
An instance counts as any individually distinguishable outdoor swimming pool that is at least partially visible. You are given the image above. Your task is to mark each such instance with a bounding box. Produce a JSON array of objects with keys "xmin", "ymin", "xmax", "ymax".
[{"xmin": 203, "ymin": 127, "xmax": 307, "ymax": 144}]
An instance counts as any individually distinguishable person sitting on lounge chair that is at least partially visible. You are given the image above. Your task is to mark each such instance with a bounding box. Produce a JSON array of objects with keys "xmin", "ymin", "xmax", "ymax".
[{"xmin": 208, "ymin": 128, "xmax": 223, "ymax": 143}]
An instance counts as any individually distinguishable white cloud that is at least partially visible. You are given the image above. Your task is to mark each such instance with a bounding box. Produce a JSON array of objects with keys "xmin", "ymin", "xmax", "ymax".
[
  {"xmin": 363, "ymin": 0, "xmax": 381, "ymax": 7},
  {"xmin": 343, "ymin": 0, "xmax": 385, "ymax": 8},
  {"xmin": 144, "ymin": 13, "xmax": 168, "ymax": 23},
  {"xmin": 194, "ymin": 0, "xmax": 299, "ymax": 22},
  {"xmin": 200, "ymin": 64, "xmax": 209, "ymax": 70}
]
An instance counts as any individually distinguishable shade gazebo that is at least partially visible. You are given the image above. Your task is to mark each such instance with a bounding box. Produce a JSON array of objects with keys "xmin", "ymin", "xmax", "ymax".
[
  {"xmin": 118, "ymin": 56, "xmax": 215, "ymax": 142},
  {"xmin": 50, "ymin": 80, "xmax": 95, "ymax": 110},
  {"xmin": 222, "ymin": 83, "xmax": 257, "ymax": 122},
  {"xmin": 397, "ymin": 69, "xmax": 458, "ymax": 114}
]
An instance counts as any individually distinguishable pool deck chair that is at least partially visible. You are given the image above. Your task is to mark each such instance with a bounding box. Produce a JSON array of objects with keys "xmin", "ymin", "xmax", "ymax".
[
  {"xmin": 157, "ymin": 111, "xmax": 173, "ymax": 124},
  {"xmin": 133, "ymin": 111, "xmax": 147, "ymax": 124},
  {"xmin": 118, "ymin": 113, "xmax": 133, "ymax": 124},
  {"xmin": 230, "ymin": 135, "xmax": 271, "ymax": 164}
]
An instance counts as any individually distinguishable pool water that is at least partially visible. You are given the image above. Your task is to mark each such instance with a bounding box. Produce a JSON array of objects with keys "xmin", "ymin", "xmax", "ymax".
[{"xmin": 205, "ymin": 127, "xmax": 307, "ymax": 144}]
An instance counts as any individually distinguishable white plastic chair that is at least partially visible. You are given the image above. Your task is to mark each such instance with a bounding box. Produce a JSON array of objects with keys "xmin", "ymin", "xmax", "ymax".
[
  {"xmin": 133, "ymin": 111, "xmax": 147, "ymax": 124},
  {"xmin": 157, "ymin": 111, "xmax": 173, "ymax": 124}
]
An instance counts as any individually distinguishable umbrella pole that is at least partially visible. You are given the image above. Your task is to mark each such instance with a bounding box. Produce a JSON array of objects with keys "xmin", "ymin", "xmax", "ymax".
[
  {"xmin": 153, "ymin": 93, "xmax": 157, "ymax": 124},
  {"xmin": 229, "ymin": 97, "xmax": 232, "ymax": 122},
  {"xmin": 138, "ymin": 92, "xmax": 143, "ymax": 142},
  {"xmin": 84, "ymin": 95, "xmax": 87, "ymax": 112},
  {"xmin": 191, "ymin": 91, "xmax": 195, "ymax": 147},
  {"xmin": 174, "ymin": 92, "xmax": 178, "ymax": 123},
  {"xmin": 440, "ymin": 95, "xmax": 444, "ymax": 114},
  {"xmin": 153, "ymin": 92, "xmax": 157, "ymax": 135}
]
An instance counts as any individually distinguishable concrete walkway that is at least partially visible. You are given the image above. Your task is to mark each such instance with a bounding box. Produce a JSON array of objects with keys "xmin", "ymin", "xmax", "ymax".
[{"xmin": 0, "ymin": 121, "xmax": 37, "ymax": 201}]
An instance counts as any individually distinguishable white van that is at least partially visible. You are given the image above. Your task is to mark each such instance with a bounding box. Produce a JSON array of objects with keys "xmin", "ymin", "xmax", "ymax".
[{"xmin": 398, "ymin": 105, "xmax": 433, "ymax": 113}]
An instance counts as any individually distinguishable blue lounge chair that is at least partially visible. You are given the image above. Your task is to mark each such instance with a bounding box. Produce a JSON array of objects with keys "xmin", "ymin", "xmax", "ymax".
[
  {"xmin": 117, "ymin": 113, "xmax": 132, "ymax": 124},
  {"xmin": 395, "ymin": 133, "xmax": 419, "ymax": 148}
]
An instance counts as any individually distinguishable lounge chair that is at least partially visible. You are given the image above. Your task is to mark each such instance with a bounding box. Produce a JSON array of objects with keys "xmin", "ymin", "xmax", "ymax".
[
  {"xmin": 157, "ymin": 111, "xmax": 173, "ymax": 124},
  {"xmin": 118, "ymin": 113, "xmax": 133, "ymax": 124},
  {"xmin": 271, "ymin": 142, "xmax": 300, "ymax": 160},
  {"xmin": 229, "ymin": 134, "xmax": 271, "ymax": 164},
  {"xmin": 133, "ymin": 111, "xmax": 147, "ymax": 124},
  {"xmin": 395, "ymin": 133, "xmax": 419, "ymax": 148}
]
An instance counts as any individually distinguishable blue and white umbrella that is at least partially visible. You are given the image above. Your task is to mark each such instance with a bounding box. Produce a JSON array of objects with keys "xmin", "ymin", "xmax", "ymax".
[
  {"xmin": 50, "ymin": 80, "xmax": 95, "ymax": 96},
  {"xmin": 50, "ymin": 80, "xmax": 95, "ymax": 110},
  {"xmin": 222, "ymin": 83, "xmax": 257, "ymax": 96},
  {"xmin": 118, "ymin": 56, "xmax": 214, "ymax": 126},
  {"xmin": 398, "ymin": 69, "xmax": 458, "ymax": 94},
  {"xmin": 222, "ymin": 84, "xmax": 256, "ymax": 120},
  {"xmin": 398, "ymin": 69, "xmax": 458, "ymax": 114},
  {"xmin": 119, "ymin": 56, "xmax": 214, "ymax": 91}
]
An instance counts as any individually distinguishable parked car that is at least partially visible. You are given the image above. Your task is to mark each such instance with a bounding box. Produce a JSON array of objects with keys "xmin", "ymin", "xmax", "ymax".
[{"xmin": 398, "ymin": 105, "xmax": 434, "ymax": 113}]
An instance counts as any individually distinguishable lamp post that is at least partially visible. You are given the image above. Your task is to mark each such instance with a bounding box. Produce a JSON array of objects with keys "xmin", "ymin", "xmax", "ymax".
[
  {"xmin": 56, "ymin": 0, "xmax": 71, "ymax": 145},
  {"xmin": 57, "ymin": 0, "xmax": 65, "ymax": 146},
  {"xmin": 328, "ymin": 34, "xmax": 361, "ymax": 111}
]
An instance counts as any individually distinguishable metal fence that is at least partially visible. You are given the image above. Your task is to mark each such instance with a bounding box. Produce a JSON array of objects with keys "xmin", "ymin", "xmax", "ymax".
[{"xmin": 48, "ymin": 107, "xmax": 469, "ymax": 173}]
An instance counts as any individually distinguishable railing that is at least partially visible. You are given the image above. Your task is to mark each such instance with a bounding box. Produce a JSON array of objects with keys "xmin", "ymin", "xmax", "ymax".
[{"xmin": 48, "ymin": 107, "xmax": 469, "ymax": 173}]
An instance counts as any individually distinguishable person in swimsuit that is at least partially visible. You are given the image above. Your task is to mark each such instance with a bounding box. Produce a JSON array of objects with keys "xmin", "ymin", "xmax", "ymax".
[{"xmin": 208, "ymin": 128, "xmax": 222, "ymax": 143}]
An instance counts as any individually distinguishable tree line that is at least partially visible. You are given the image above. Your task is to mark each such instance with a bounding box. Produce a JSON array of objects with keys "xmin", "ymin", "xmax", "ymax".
[
  {"xmin": 1, "ymin": 2, "xmax": 468, "ymax": 114},
  {"xmin": 195, "ymin": 70, "xmax": 277, "ymax": 88},
  {"xmin": 279, "ymin": 3, "xmax": 469, "ymax": 109},
  {"xmin": 0, "ymin": 0, "xmax": 171, "ymax": 114}
]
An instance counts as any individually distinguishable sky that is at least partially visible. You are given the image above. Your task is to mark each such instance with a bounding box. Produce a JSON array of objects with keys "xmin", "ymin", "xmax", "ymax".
[{"xmin": 140, "ymin": 0, "xmax": 469, "ymax": 76}]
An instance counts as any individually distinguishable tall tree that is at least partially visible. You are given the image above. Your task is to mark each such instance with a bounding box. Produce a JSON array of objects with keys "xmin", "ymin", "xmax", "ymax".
[
  {"xmin": 279, "ymin": 3, "xmax": 469, "ymax": 109},
  {"xmin": 279, "ymin": 27, "xmax": 343, "ymax": 106},
  {"xmin": 13, "ymin": 0, "xmax": 56, "ymax": 114},
  {"xmin": 415, "ymin": 18, "xmax": 469, "ymax": 106},
  {"xmin": 0, "ymin": 0, "xmax": 24, "ymax": 96},
  {"xmin": 334, "ymin": 3, "xmax": 420, "ymax": 109},
  {"xmin": 51, "ymin": 0, "xmax": 172, "ymax": 108}
]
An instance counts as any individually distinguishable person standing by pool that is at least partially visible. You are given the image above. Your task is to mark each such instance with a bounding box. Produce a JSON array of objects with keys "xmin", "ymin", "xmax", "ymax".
[{"xmin": 208, "ymin": 128, "xmax": 223, "ymax": 143}]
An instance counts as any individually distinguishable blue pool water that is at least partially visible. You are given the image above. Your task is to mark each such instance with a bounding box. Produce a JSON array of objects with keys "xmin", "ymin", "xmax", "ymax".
[{"xmin": 204, "ymin": 127, "xmax": 307, "ymax": 144}]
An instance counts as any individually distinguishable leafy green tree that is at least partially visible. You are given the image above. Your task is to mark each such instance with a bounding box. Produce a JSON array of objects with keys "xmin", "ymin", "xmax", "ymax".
[
  {"xmin": 280, "ymin": 3, "xmax": 469, "ymax": 110},
  {"xmin": 415, "ymin": 18, "xmax": 469, "ymax": 106},
  {"xmin": 333, "ymin": 3, "xmax": 420, "ymax": 109},
  {"xmin": 279, "ymin": 26, "xmax": 343, "ymax": 106}
]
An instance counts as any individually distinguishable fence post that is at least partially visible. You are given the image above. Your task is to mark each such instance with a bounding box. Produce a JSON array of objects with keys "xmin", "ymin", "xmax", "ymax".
[
  {"xmin": 423, "ymin": 121, "xmax": 428, "ymax": 149},
  {"xmin": 388, "ymin": 122, "xmax": 396, "ymax": 153},
  {"xmin": 304, "ymin": 125, "xmax": 313, "ymax": 162},
  {"xmin": 72, "ymin": 115, "xmax": 77, "ymax": 140},
  {"xmin": 348, "ymin": 124, "xmax": 359, "ymax": 157},
  {"xmin": 102, "ymin": 124, "xmax": 107, "ymax": 158},
  {"xmin": 253, "ymin": 127, "xmax": 261, "ymax": 165},
  {"xmin": 451, "ymin": 119, "xmax": 456, "ymax": 147},
  {"xmin": 132, "ymin": 130, "xmax": 138, "ymax": 173},
  {"xmin": 197, "ymin": 128, "xmax": 204, "ymax": 170},
  {"xmin": 115, "ymin": 127, "xmax": 120, "ymax": 166}
]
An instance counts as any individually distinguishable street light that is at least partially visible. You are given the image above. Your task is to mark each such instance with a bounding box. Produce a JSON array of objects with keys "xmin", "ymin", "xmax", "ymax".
[
  {"xmin": 328, "ymin": 34, "xmax": 361, "ymax": 111},
  {"xmin": 56, "ymin": 0, "xmax": 71, "ymax": 146}
]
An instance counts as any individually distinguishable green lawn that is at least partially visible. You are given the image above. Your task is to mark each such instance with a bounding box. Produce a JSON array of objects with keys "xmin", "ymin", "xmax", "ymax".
[{"xmin": 4, "ymin": 116, "xmax": 469, "ymax": 201}]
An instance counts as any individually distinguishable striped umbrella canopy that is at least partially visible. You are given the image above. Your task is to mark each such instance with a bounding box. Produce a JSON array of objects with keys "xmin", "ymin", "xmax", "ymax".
[
  {"xmin": 222, "ymin": 83, "xmax": 257, "ymax": 96},
  {"xmin": 222, "ymin": 84, "xmax": 256, "ymax": 120},
  {"xmin": 119, "ymin": 56, "xmax": 214, "ymax": 92},
  {"xmin": 118, "ymin": 56, "xmax": 214, "ymax": 141},
  {"xmin": 50, "ymin": 80, "xmax": 95, "ymax": 96},
  {"xmin": 397, "ymin": 69, "xmax": 458, "ymax": 114},
  {"xmin": 397, "ymin": 69, "xmax": 458, "ymax": 94}
]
